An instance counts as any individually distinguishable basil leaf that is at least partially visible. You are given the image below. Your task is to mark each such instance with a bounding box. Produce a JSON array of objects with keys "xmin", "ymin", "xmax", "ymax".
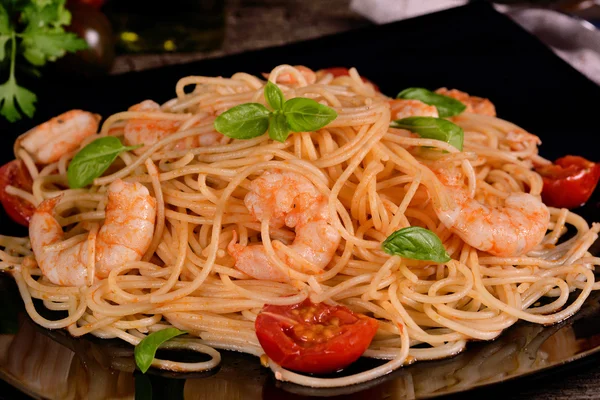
[
  {"xmin": 214, "ymin": 103, "xmax": 270, "ymax": 139},
  {"xmin": 397, "ymin": 87, "xmax": 466, "ymax": 117},
  {"xmin": 391, "ymin": 116, "xmax": 464, "ymax": 151},
  {"xmin": 269, "ymin": 112, "xmax": 291, "ymax": 142},
  {"xmin": 67, "ymin": 137, "xmax": 140, "ymax": 189},
  {"xmin": 283, "ymin": 98, "xmax": 337, "ymax": 132},
  {"xmin": 134, "ymin": 328, "xmax": 187, "ymax": 374},
  {"xmin": 264, "ymin": 81, "xmax": 285, "ymax": 111},
  {"xmin": 382, "ymin": 227, "xmax": 451, "ymax": 263}
]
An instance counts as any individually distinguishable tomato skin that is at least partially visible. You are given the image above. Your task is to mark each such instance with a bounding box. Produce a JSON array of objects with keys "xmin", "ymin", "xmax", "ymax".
[
  {"xmin": 255, "ymin": 299, "xmax": 379, "ymax": 374},
  {"xmin": 536, "ymin": 155, "xmax": 600, "ymax": 209},
  {"xmin": 317, "ymin": 67, "xmax": 380, "ymax": 91},
  {"xmin": 67, "ymin": 0, "xmax": 105, "ymax": 8},
  {"xmin": 0, "ymin": 160, "xmax": 35, "ymax": 227}
]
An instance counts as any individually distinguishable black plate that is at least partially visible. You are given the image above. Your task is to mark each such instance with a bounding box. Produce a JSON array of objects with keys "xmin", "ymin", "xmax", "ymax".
[{"xmin": 2, "ymin": 3, "xmax": 600, "ymax": 399}]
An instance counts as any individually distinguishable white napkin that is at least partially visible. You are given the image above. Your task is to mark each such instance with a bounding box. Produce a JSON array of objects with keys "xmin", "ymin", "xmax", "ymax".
[{"xmin": 350, "ymin": 0, "xmax": 600, "ymax": 85}]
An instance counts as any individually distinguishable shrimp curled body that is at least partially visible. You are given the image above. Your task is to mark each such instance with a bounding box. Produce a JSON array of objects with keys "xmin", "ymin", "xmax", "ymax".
[
  {"xmin": 228, "ymin": 171, "xmax": 341, "ymax": 282},
  {"xmin": 29, "ymin": 180, "xmax": 156, "ymax": 286},
  {"xmin": 434, "ymin": 172, "xmax": 549, "ymax": 257}
]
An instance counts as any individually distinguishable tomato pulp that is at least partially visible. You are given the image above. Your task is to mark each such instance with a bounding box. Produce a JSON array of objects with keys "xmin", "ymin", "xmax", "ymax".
[
  {"xmin": 255, "ymin": 299, "xmax": 379, "ymax": 374},
  {"xmin": 0, "ymin": 160, "xmax": 35, "ymax": 227},
  {"xmin": 536, "ymin": 155, "xmax": 600, "ymax": 209}
]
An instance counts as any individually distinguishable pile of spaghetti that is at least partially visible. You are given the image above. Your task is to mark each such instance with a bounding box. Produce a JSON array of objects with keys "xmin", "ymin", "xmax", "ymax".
[{"xmin": 1, "ymin": 65, "xmax": 599, "ymax": 388}]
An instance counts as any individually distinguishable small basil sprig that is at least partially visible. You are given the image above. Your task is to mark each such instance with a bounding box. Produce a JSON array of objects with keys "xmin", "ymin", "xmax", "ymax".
[
  {"xmin": 382, "ymin": 227, "xmax": 451, "ymax": 263},
  {"xmin": 214, "ymin": 81, "xmax": 337, "ymax": 142},
  {"xmin": 134, "ymin": 328, "xmax": 187, "ymax": 374},
  {"xmin": 67, "ymin": 137, "xmax": 141, "ymax": 189},
  {"xmin": 397, "ymin": 88, "xmax": 466, "ymax": 117},
  {"xmin": 391, "ymin": 116, "xmax": 464, "ymax": 151}
]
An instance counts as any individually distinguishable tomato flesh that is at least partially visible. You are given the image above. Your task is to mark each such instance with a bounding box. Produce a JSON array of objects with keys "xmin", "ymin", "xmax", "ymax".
[
  {"xmin": 317, "ymin": 67, "xmax": 380, "ymax": 91},
  {"xmin": 536, "ymin": 155, "xmax": 600, "ymax": 209},
  {"xmin": 0, "ymin": 160, "xmax": 35, "ymax": 227},
  {"xmin": 255, "ymin": 299, "xmax": 379, "ymax": 374}
]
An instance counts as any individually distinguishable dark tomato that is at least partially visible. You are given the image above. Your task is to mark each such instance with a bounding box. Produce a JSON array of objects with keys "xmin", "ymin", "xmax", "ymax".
[
  {"xmin": 0, "ymin": 160, "xmax": 35, "ymax": 227},
  {"xmin": 316, "ymin": 67, "xmax": 380, "ymax": 91},
  {"xmin": 255, "ymin": 299, "xmax": 379, "ymax": 374},
  {"xmin": 67, "ymin": 0, "xmax": 105, "ymax": 9},
  {"xmin": 535, "ymin": 155, "xmax": 600, "ymax": 209},
  {"xmin": 58, "ymin": 3, "xmax": 115, "ymax": 77}
]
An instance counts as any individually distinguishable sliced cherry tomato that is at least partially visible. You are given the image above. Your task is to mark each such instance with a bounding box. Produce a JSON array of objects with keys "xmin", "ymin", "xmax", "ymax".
[
  {"xmin": 0, "ymin": 160, "xmax": 35, "ymax": 227},
  {"xmin": 535, "ymin": 155, "xmax": 600, "ymax": 209},
  {"xmin": 317, "ymin": 67, "xmax": 380, "ymax": 91},
  {"xmin": 255, "ymin": 299, "xmax": 379, "ymax": 374}
]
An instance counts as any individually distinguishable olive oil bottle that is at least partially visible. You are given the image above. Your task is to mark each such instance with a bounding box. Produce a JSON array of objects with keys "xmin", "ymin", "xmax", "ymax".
[{"xmin": 102, "ymin": 0, "xmax": 225, "ymax": 54}]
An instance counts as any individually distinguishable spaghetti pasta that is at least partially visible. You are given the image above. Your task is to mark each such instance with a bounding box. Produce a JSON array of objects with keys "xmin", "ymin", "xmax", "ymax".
[{"xmin": 0, "ymin": 64, "xmax": 599, "ymax": 388}]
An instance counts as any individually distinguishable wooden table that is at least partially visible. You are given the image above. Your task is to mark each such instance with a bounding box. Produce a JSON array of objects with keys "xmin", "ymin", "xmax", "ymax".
[{"xmin": 107, "ymin": 1, "xmax": 600, "ymax": 399}]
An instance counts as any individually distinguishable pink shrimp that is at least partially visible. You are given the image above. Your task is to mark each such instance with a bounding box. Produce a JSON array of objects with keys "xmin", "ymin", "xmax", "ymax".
[
  {"xmin": 389, "ymin": 99, "xmax": 439, "ymax": 120},
  {"xmin": 227, "ymin": 170, "xmax": 341, "ymax": 282},
  {"xmin": 435, "ymin": 88, "xmax": 496, "ymax": 117},
  {"xmin": 433, "ymin": 168, "xmax": 549, "ymax": 257},
  {"xmin": 17, "ymin": 110, "xmax": 101, "ymax": 164},
  {"xmin": 29, "ymin": 180, "xmax": 156, "ymax": 286},
  {"xmin": 123, "ymin": 100, "xmax": 224, "ymax": 155}
]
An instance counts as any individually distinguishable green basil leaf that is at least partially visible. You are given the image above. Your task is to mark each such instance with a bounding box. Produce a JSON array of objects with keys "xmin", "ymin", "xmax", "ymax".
[
  {"xmin": 67, "ymin": 137, "xmax": 140, "ymax": 189},
  {"xmin": 391, "ymin": 116, "xmax": 464, "ymax": 151},
  {"xmin": 268, "ymin": 112, "xmax": 291, "ymax": 142},
  {"xmin": 283, "ymin": 98, "xmax": 337, "ymax": 132},
  {"xmin": 214, "ymin": 103, "xmax": 270, "ymax": 140},
  {"xmin": 134, "ymin": 328, "xmax": 187, "ymax": 374},
  {"xmin": 382, "ymin": 227, "xmax": 451, "ymax": 263},
  {"xmin": 264, "ymin": 81, "xmax": 285, "ymax": 111},
  {"xmin": 397, "ymin": 87, "xmax": 466, "ymax": 117}
]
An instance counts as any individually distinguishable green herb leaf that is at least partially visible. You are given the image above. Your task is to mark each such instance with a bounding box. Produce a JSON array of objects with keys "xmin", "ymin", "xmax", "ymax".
[
  {"xmin": 67, "ymin": 137, "xmax": 140, "ymax": 189},
  {"xmin": 268, "ymin": 112, "xmax": 291, "ymax": 142},
  {"xmin": 391, "ymin": 116, "xmax": 464, "ymax": 151},
  {"xmin": 382, "ymin": 227, "xmax": 451, "ymax": 263},
  {"xmin": 264, "ymin": 81, "xmax": 285, "ymax": 111},
  {"xmin": 134, "ymin": 328, "xmax": 187, "ymax": 374},
  {"xmin": 397, "ymin": 87, "xmax": 466, "ymax": 117},
  {"xmin": 0, "ymin": 74, "xmax": 37, "ymax": 123},
  {"xmin": 21, "ymin": 31, "xmax": 87, "ymax": 66},
  {"xmin": 0, "ymin": 4, "xmax": 10, "ymax": 62},
  {"xmin": 214, "ymin": 103, "xmax": 270, "ymax": 139},
  {"xmin": 283, "ymin": 98, "xmax": 337, "ymax": 132}
]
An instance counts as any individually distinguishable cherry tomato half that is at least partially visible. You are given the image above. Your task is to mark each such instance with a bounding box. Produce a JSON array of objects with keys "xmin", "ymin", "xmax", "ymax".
[
  {"xmin": 316, "ymin": 67, "xmax": 380, "ymax": 91},
  {"xmin": 255, "ymin": 299, "xmax": 379, "ymax": 374},
  {"xmin": 535, "ymin": 155, "xmax": 600, "ymax": 209},
  {"xmin": 0, "ymin": 160, "xmax": 35, "ymax": 227}
]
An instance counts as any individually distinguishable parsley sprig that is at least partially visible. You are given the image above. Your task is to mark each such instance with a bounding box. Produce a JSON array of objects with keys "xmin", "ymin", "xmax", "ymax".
[{"xmin": 0, "ymin": 1, "xmax": 87, "ymax": 122}]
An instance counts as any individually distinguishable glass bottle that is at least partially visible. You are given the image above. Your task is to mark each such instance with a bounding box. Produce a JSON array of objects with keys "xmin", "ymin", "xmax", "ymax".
[{"xmin": 101, "ymin": 0, "xmax": 225, "ymax": 54}]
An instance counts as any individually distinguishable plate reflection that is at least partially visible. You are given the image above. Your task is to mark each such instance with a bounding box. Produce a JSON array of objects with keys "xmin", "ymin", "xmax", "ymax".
[{"xmin": 1, "ymin": 275, "xmax": 600, "ymax": 400}]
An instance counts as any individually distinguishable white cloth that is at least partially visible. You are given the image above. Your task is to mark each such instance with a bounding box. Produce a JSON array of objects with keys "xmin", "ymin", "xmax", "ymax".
[{"xmin": 350, "ymin": 0, "xmax": 600, "ymax": 85}]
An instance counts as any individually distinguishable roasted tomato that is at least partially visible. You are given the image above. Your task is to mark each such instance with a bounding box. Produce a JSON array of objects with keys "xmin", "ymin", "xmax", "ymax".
[
  {"xmin": 0, "ymin": 160, "xmax": 35, "ymax": 227},
  {"xmin": 316, "ymin": 67, "xmax": 380, "ymax": 91},
  {"xmin": 255, "ymin": 299, "xmax": 379, "ymax": 374},
  {"xmin": 535, "ymin": 155, "xmax": 600, "ymax": 209}
]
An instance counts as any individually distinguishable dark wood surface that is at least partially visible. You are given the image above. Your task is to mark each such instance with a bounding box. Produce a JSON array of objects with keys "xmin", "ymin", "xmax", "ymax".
[{"xmin": 8, "ymin": 1, "xmax": 598, "ymax": 399}]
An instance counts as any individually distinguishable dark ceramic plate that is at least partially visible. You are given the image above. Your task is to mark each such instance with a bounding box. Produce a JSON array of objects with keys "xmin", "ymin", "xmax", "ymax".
[{"xmin": 2, "ymin": 3, "xmax": 600, "ymax": 399}]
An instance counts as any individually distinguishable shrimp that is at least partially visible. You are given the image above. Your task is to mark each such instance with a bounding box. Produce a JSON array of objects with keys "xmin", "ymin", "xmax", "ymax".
[
  {"xmin": 432, "ymin": 168, "xmax": 549, "ymax": 257},
  {"xmin": 16, "ymin": 110, "xmax": 100, "ymax": 164},
  {"xmin": 435, "ymin": 88, "xmax": 496, "ymax": 117},
  {"xmin": 227, "ymin": 170, "xmax": 341, "ymax": 282},
  {"xmin": 389, "ymin": 99, "xmax": 439, "ymax": 120},
  {"xmin": 123, "ymin": 100, "xmax": 224, "ymax": 155},
  {"xmin": 29, "ymin": 180, "xmax": 156, "ymax": 286}
]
